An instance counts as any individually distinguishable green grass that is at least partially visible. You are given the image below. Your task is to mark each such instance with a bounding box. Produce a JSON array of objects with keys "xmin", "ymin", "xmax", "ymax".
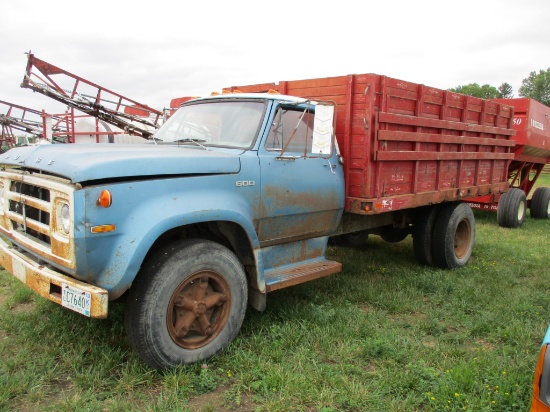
[
  {"xmin": 1, "ymin": 208, "xmax": 550, "ymax": 411},
  {"xmin": 533, "ymin": 172, "xmax": 550, "ymax": 191}
]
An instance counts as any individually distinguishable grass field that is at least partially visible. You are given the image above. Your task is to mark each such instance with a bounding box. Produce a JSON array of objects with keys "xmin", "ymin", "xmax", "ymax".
[{"xmin": 1, "ymin": 177, "xmax": 549, "ymax": 411}]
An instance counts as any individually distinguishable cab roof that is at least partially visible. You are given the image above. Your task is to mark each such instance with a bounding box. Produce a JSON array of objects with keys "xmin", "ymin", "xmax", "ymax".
[{"xmin": 187, "ymin": 93, "xmax": 318, "ymax": 105}]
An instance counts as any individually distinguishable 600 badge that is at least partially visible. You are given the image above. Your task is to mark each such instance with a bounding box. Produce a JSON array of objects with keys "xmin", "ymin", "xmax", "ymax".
[{"xmin": 235, "ymin": 180, "xmax": 255, "ymax": 187}]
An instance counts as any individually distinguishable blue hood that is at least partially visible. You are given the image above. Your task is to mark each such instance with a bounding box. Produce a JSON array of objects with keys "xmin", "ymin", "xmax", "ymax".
[{"xmin": 0, "ymin": 144, "xmax": 241, "ymax": 183}]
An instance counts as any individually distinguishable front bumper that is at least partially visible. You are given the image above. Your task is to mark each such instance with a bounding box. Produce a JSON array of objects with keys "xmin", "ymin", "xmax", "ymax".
[{"xmin": 0, "ymin": 237, "xmax": 108, "ymax": 318}]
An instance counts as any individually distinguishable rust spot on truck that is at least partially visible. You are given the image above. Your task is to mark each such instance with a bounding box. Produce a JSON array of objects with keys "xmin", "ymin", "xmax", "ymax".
[
  {"xmin": 259, "ymin": 185, "xmax": 340, "ymax": 241},
  {"xmin": 0, "ymin": 238, "xmax": 108, "ymax": 318}
]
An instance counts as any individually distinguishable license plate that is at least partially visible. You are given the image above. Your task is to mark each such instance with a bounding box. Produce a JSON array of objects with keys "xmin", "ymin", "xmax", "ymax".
[{"xmin": 61, "ymin": 283, "xmax": 92, "ymax": 317}]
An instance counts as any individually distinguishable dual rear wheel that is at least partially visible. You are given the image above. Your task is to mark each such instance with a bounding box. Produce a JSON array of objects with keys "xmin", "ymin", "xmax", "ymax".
[{"xmin": 413, "ymin": 202, "xmax": 475, "ymax": 269}]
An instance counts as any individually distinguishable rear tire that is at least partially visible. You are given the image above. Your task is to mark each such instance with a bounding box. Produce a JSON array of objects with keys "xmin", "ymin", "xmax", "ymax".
[
  {"xmin": 124, "ymin": 239, "xmax": 247, "ymax": 371},
  {"xmin": 530, "ymin": 187, "xmax": 550, "ymax": 219},
  {"xmin": 413, "ymin": 205, "xmax": 441, "ymax": 266},
  {"xmin": 497, "ymin": 188, "xmax": 526, "ymax": 228},
  {"xmin": 432, "ymin": 203, "xmax": 475, "ymax": 269}
]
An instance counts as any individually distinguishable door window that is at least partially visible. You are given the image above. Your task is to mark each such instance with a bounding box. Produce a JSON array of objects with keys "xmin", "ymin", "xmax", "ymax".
[{"xmin": 265, "ymin": 108, "xmax": 315, "ymax": 155}]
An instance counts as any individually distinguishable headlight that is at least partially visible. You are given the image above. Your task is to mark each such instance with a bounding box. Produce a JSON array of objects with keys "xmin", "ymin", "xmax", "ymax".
[{"xmin": 59, "ymin": 203, "xmax": 70, "ymax": 234}]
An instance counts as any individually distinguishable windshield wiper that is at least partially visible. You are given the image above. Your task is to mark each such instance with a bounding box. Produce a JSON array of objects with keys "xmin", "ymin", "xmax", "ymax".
[{"xmin": 174, "ymin": 138, "xmax": 209, "ymax": 150}]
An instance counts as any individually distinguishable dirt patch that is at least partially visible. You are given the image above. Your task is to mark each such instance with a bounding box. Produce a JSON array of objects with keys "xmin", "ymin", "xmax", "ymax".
[
  {"xmin": 359, "ymin": 303, "xmax": 376, "ymax": 313},
  {"xmin": 13, "ymin": 376, "xmax": 76, "ymax": 412},
  {"xmin": 187, "ymin": 385, "xmax": 257, "ymax": 412},
  {"xmin": 11, "ymin": 301, "xmax": 35, "ymax": 314},
  {"xmin": 468, "ymin": 338, "xmax": 496, "ymax": 352},
  {"xmin": 422, "ymin": 338, "xmax": 437, "ymax": 348},
  {"xmin": 387, "ymin": 311, "xmax": 428, "ymax": 326}
]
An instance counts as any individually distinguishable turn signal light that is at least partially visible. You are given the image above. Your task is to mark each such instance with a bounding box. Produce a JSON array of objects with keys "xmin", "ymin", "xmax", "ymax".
[
  {"xmin": 98, "ymin": 190, "xmax": 112, "ymax": 208},
  {"xmin": 91, "ymin": 224, "xmax": 116, "ymax": 234}
]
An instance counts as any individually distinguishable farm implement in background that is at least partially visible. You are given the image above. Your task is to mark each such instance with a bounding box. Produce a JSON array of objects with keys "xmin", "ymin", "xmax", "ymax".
[
  {"xmin": 0, "ymin": 99, "xmax": 64, "ymax": 149},
  {"xmin": 464, "ymin": 98, "xmax": 550, "ymax": 226},
  {"xmin": 21, "ymin": 53, "xmax": 164, "ymax": 143}
]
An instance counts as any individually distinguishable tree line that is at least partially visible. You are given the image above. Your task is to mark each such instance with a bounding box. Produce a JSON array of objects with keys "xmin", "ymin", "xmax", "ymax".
[{"xmin": 449, "ymin": 68, "xmax": 550, "ymax": 106}]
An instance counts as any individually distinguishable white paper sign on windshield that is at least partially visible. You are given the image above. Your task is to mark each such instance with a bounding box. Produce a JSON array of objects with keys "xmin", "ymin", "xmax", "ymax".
[{"xmin": 312, "ymin": 104, "xmax": 334, "ymax": 155}]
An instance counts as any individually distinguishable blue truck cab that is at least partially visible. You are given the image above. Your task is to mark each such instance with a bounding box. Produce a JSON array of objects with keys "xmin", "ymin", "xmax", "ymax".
[{"xmin": 0, "ymin": 93, "xmax": 345, "ymax": 369}]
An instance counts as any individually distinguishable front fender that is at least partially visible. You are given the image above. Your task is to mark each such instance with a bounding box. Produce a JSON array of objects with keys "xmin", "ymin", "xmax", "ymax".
[{"xmin": 79, "ymin": 177, "xmax": 261, "ymax": 298}]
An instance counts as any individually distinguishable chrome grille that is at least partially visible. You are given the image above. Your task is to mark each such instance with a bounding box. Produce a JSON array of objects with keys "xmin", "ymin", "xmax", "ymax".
[
  {"xmin": 0, "ymin": 170, "xmax": 75, "ymax": 269},
  {"xmin": 8, "ymin": 180, "xmax": 52, "ymax": 245}
]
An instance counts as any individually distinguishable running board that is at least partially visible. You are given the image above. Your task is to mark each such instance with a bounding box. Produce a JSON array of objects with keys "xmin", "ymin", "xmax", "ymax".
[{"xmin": 265, "ymin": 260, "xmax": 342, "ymax": 292}]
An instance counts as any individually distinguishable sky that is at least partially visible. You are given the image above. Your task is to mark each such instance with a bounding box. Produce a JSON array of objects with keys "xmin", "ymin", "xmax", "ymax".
[{"xmin": 1, "ymin": 0, "xmax": 549, "ymax": 116}]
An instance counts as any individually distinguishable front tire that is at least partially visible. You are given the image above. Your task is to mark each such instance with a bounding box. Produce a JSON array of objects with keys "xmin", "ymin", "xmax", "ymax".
[
  {"xmin": 432, "ymin": 202, "xmax": 475, "ymax": 269},
  {"xmin": 124, "ymin": 239, "xmax": 247, "ymax": 371}
]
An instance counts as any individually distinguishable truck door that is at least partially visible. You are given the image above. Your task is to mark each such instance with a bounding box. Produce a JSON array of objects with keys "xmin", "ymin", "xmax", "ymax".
[{"xmin": 257, "ymin": 104, "xmax": 345, "ymax": 243}]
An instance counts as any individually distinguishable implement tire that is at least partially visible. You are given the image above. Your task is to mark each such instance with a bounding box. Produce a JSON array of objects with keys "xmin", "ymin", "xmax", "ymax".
[
  {"xmin": 530, "ymin": 187, "xmax": 550, "ymax": 219},
  {"xmin": 124, "ymin": 239, "xmax": 247, "ymax": 371},
  {"xmin": 497, "ymin": 188, "xmax": 527, "ymax": 228},
  {"xmin": 432, "ymin": 202, "xmax": 475, "ymax": 269}
]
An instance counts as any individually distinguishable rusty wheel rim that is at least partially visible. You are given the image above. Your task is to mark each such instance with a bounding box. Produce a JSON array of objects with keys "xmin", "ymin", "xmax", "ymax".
[
  {"xmin": 167, "ymin": 271, "xmax": 231, "ymax": 349},
  {"xmin": 454, "ymin": 218, "xmax": 471, "ymax": 259}
]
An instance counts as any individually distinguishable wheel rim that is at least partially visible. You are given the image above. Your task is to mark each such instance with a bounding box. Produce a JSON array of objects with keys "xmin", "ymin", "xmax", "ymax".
[
  {"xmin": 167, "ymin": 271, "xmax": 230, "ymax": 349},
  {"xmin": 517, "ymin": 201, "xmax": 525, "ymax": 221},
  {"xmin": 454, "ymin": 218, "xmax": 472, "ymax": 259}
]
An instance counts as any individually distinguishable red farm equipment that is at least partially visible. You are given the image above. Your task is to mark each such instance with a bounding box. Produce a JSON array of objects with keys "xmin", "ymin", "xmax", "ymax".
[
  {"xmin": 21, "ymin": 53, "xmax": 165, "ymax": 143},
  {"xmin": 0, "ymin": 99, "xmax": 62, "ymax": 150},
  {"xmin": 464, "ymin": 98, "xmax": 550, "ymax": 226}
]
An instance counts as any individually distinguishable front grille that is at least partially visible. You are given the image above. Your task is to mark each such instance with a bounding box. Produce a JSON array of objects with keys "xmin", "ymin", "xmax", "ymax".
[
  {"xmin": 9, "ymin": 180, "xmax": 52, "ymax": 245},
  {"xmin": 0, "ymin": 170, "xmax": 75, "ymax": 268}
]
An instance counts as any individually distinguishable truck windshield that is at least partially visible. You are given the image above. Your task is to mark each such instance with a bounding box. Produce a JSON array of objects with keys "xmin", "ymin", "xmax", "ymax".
[{"xmin": 153, "ymin": 100, "xmax": 265, "ymax": 148}]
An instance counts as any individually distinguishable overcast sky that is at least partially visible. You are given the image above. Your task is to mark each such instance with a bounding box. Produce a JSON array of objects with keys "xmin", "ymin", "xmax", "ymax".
[{"xmin": 1, "ymin": 0, "xmax": 549, "ymax": 116}]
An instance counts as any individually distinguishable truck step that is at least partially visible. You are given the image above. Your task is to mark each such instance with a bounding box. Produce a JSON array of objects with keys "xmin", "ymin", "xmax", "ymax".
[{"xmin": 264, "ymin": 260, "xmax": 342, "ymax": 292}]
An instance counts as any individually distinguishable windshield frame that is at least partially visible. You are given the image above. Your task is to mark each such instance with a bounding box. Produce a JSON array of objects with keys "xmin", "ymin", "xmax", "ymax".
[{"xmin": 152, "ymin": 98, "xmax": 269, "ymax": 149}]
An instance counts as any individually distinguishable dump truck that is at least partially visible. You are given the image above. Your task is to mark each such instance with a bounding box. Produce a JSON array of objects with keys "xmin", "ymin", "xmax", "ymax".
[
  {"xmin": 464, "ymin": 97, "xmax": 550, "ymax": 227},
  {"xmin": 0, "ymin": 73, "xmax": 515, "ymax": 370}
]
